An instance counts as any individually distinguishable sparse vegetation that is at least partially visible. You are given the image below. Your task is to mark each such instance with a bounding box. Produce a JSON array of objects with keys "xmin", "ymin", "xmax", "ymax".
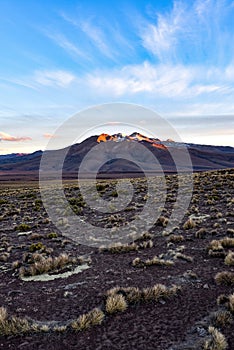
[
  {"xmin": 29, "ymin": 242, "xmax": 46, "ymax": 252},
  {"xmin": 47, "ymin": 232, "xmax": 58, "ymax": 239},
  {"xmin": 0, "ymin": 169, "xmax": 233, "ymax": 347}
]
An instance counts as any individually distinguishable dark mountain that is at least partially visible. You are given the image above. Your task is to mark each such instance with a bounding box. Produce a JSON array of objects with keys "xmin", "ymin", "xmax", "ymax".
[{"xmin": 0, "ymin": 133, "xmax": 233, "ymax": 179}]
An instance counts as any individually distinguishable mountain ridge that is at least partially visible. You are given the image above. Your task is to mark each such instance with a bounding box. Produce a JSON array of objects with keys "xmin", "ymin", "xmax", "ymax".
[{"xmin": 0, "ymin": 133, "xmax": 233, "ymax": 179}]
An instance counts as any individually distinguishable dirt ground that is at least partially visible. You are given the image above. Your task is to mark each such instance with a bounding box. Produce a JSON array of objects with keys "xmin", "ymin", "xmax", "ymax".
[{"xmin": 0, "ymin": 169, "xmax": 233, "ymax": 349}]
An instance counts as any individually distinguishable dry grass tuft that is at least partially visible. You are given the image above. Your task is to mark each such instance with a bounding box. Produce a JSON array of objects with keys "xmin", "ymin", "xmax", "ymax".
[
  {"xmin": 142, "ymin": 284, "xmax": 180, "ymax": 302},
  {"xmin": 208, "ymin": 238, "xmax": 234, "ymax": 257},
  {"xmin": 221, "ymin": 237, "xmax": 234, "ymax": 248},
  {"xmin": 228, "ymin": 293, "xmax": 234, "ymax": 312},
  {"xmin": 71, "ymin": 308, "xmax": 104, "ymax": 331},
  {"xmin": 106, "ymin": 294, "xmax": 128, "ymax": 314},
  {"xmin": 207, "ymin": 240, "xmax": 225, "ymax": 258},
  {"xmin": 157, "ymin": 216, "xmax": 168, "ymax": 227},
  {"xmin": 138, "ymin": 240, "xmax": 154, "ymax": 249},
  {"xmin": 215, "ymin": 271, "xmax": 234, "ymax": 286},
  {"xmin": 183, "ymin": 218, "xmax": 196, "ymax": 230},
  {"xmin": 174, "ymin": 252, "xmax": 194, "ymax": 262},
  {"xmin": 121, "ymin": 287, "xmax": 142, "ymax": 303},
  {"xmin": 100, "ymin": 239, "xmax": 154, "ymax": 253},
  {"xmin": 19, "ymin": 253, "xmax": 76, "ymax": 277},
  {"xmin": 53, "ymin": 325, "xmax": 67, "ymax": 332},
  {"xmin": 100, "ymin": 242, "xmax": 138, "ymax": 253},
  {"xmin": 0, "ymin": 307, "xmax": 31, "ymax": 336},
  {"xmin": 211, "ymin": 310, "xmax": 233, "ymax": 327},
  {"xmin": 195, "ymin": 228, "xmax": 207, "ymax": 239},
  {"xmin": 167, "ymin": 235, "xmax": 185, "ymax": 243},
  {"xmin": 132, "ymin": 256, "xmax": 174, "ymax": 268},
  {"xmin": 203, "ymin": 326, "xmax": 228, "ymax": 350},
  {"xmin": 106, "ymin": 284, "xmax": 181, "ymax": 306},
  {"xmin": 227, "ymin": 228, "xmax": 234, "ymax": 236},
  {"xmin": 224, "ymin": 250, "xmax": 234, "ymax": 265},
  {"xmin": 142, "ymin": 284, "xmax": 168, "ymax": 302}
]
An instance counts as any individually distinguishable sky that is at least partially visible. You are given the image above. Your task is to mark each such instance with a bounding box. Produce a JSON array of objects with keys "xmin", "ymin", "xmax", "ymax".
[{"xmin": 0, "ymin": 0, "xmax": 234, "ymax": 154}]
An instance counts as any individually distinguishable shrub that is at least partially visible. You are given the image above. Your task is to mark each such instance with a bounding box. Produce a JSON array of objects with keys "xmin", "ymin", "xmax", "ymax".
[
  {"xmin": 47, "ymin": 232, "xmax": 58, "ymax": 239},
  {"xmin": 15, "ymin": 223, "xmax": 31, "ymax": 232},
  {"xmin": 96, "ymin": 183, "xmax": 107, "ymax": 192},
  {"xmin": 29, "ymin": 242, "xmax": 46, "ymax": 252}
]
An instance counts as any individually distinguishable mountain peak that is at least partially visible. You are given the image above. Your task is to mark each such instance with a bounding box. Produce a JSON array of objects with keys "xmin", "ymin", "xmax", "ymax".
[{"xmin": 96, "ymin": 132, "xmax": 167, "ymax": 150}]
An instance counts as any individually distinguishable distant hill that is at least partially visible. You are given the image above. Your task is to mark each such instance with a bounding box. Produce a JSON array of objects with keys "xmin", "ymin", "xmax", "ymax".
[{"xmin": 0, "ymin": 133, "xmax": 233, "ymax": 179}]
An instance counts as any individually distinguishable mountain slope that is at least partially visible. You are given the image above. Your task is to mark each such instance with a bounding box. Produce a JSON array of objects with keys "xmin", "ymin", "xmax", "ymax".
[{"xmin": 0, "ymin": 133, "xmax": 233, "ymax": 178}]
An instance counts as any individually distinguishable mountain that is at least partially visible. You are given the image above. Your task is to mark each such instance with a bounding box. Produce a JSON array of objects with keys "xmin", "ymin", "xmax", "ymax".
[{"xmin": 0, "ymin": 133, "xmax": 233, "ymax": 179}]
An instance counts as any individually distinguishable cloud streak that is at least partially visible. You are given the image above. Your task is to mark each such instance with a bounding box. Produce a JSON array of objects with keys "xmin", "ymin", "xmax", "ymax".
[
  {"xmin": 43, "ymin": 133, "xmax": 58, "ymax": 139},
  {"xmin": 34, "ymin": 70, "xmax": 75, "ymax": 88},
  {"xmin": 44, "ymin": 31, "xmax": 88, "ymax": 60},
  {"xmin": 0, "ymin": 131, "xmax": 32, "ymax": 142}
]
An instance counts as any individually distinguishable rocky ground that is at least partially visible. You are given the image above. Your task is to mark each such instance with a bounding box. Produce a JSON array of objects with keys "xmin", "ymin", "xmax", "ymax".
[{"xmin": 0, "ymin": 169, "xmax": 233, "ymax": 349}]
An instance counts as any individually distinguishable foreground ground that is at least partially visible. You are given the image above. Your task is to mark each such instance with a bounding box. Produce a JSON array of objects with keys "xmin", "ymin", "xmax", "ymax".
[{"xmin": 0, "ymin": 169, "xmax": 234, "ymax": 349}]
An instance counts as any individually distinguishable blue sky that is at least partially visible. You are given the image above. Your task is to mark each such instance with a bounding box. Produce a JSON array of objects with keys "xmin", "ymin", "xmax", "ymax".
[{"xmin": 0, "ymin": 0, "xmax": 234, "ymax": 154}]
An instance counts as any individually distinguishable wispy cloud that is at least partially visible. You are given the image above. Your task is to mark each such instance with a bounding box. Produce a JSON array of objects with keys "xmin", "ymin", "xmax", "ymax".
[
  {"xmin": 43, "ymin": 133, "xmax": 58, "ymax": 139},
  {"xmin": 0, "ymin": 77, "xmax": 38, "ymax": 90},
  {"xmin": 44, "ymin": 31, "xmax": 88, "ymax": 60},
  {"xmin": 0, "ymin": 131, "xmax": 32, "ymax": 142},
  {"xmin": 140, "ymin": 2, "xmax": 186, "ymax": 61},
  {"xmin": 80, "ymin": 20, "xmax": 114, "ymax": 59},
  {"xmin": 34, "ymin": 70, "xmax": 75, "ymax": 87},
  {"xmin": 61, "ymin": 12, "xmax": 114, "ymax": 59},
  {"xmin": 138, "ymin": 0, "xmax": 234, "ymax": 64},
  {"xmin": 87, "ymin": 61, "xmax": 232, "ymax": 98}
]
